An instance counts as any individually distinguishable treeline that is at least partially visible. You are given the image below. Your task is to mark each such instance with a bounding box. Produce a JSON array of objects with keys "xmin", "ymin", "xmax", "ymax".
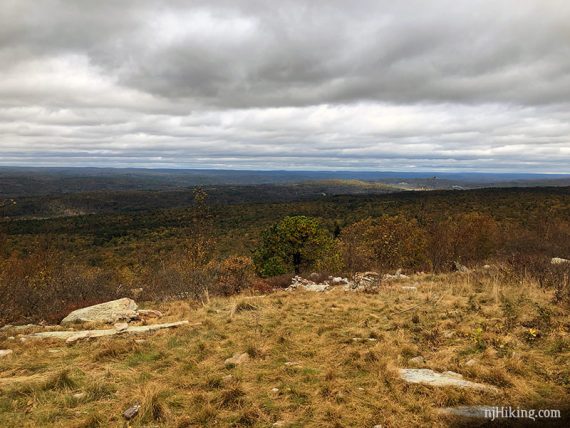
[{"xmin": 1, "ymin": 187, "xmax": 569, "ymax": 324}]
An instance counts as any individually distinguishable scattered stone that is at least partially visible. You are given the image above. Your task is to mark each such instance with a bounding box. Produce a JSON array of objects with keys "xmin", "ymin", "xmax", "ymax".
[
  {"xmin": 438, "ymin": 405, "xmax": 496, "ymax": 419},
  {"xmin": 287, "ymin": 276, "xmax": 331, "ymax": 292},
  {"xmin": 452, "ymin": 261, "xmax": 470, "ymax": 273},
  {"xmin": 130, "ymin": 287, "xmax": 143, "ymax": 298},
  {"xmin": 401, "ymin": 286, "xmax": 417, "ymax": 291},
  {"xmin": 135, "ymin": 339, "xmax": 146, "ymax": 344},
  {"xmin": 284, "ymin": 361, "xmax": 300, "ymax": 366},
  {"xmin": 551, "ymin": 257, "xmax": 570, "ymax": 265},
  {"xmin": 408, "ymin": 356, "xmax": 425, "ymax": 366},
  {"xmin": 61, "ymin": 298, "xmax": 138, "ymax": 325},
  {"xmin": 72, "ymin": 392, "xmax": 86, "ymax": 399},
  {"xmin": 443, "ymin": 330, "xmax": 455, "ymax": 339},
  {"xmin": 399, "ymin": 369, "xmax": 498, "ymax": 392},
  {"xmin": 273, "ymin": 421, "xmax": 287, "ymax": 427},
  {"xmin": 384, "ymin": 269, "xmax": 409, "ymax": 280},
  {"xmin": 23, "ymin": 321, "xmax": 191, "ymax": 342},
  {"xmin": 225, "ymin": 352, "xmax": 250, "ymax": 366},
  {"xmin": 0, "ymin": 349, "xmax": 13, "ymax": 358},
  {"xmin": 48, "ymin": 349, "xmax": 62, "ymax": 353},
  {"xmin": 271, "ymin": 387, "xmax": 279, "ymax": 393},
  {"xmin": 287, "ymin": 272, "xmax": 382, "ymax": 292},
  {"xmin": 123, "ymin": 403, "xmax": 141, "ymax": 420},
  {"xmin": 357, "ymin": 387, "xmax": 365, "ymax": 391},
  {"xmin": 8, "ymin": 337, "xmax": 15, "ymax": 340},
  {"xmin": 373, "ymin": 425, "xmax": 383, "ymax": 428},
  {"xmin": 137, "ymin": 309, "xmax": 163, "ymax": 319},
  {"xmin": 465, "ymin": 359, "xmax": 477, "ymax": 367},
  {"xmin": 483, "ymin": 264, "xmax": 491, "ymax": 269},
  {"xmin": 114, "ymin": 322, "xmax": 129, "ymax": 332}
]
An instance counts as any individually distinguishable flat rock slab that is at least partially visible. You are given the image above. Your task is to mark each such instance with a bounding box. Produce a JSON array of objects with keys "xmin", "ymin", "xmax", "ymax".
[
  {"xmin": 61, "ymin": 298, "xmax": 138, "ymax": 325},
  {"xmin": 438, "ymin": 405, "xmax": 496, "ymax": 419},
  {"xmin": 22, "ymin": 321, "xmax": 190, "ymax": 342},
  {"xmin": 399, "ymin": 369, "xmax": 498, "ymax": 392}
]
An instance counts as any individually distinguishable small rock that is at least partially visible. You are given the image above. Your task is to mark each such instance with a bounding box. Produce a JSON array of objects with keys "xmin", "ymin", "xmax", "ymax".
[
  {"xmin": 225, "ymin": 352, "xmax": 250, "ymax": 366},
  {"xmin": 48, "ymin": 349, "xmax": 62, "ymax": 353},
  {"xmin": 452, "ymin": 261, "xmax": 470, "ymax": 273},
  {"xmin": 114, "ymin": 322, "xmax": 129, "ymax": 332},
  {"xmin": 399, "ymin": 369, "xmax": 498, "ymax": 392},
  {"xmin": 123, "ymin": 403, "xmax": 141, "ymax": 420},
  {"xmin": 66, "ymin": 331, "xmax": 91, "ymax": 344},
  {"xmin": 443, "ymin": 331, "xmax": 455, "ymax": 339},
  {"xmin": 0, "ymin": 324, "xmax": 13, "ymax": 331},
  {"xmin": 0, "ymin": 349, "xmax": 13, "ymax": 358},
  {"xmin": 358, "ymin": 387, "xmax": 365, "ymax": 391},
  {"xmin": 8, "ymin": 336, "xmax": 15, "ymax": 340},
  {"xmin": 130, "ymin": 287, "xmax": 143, "ymax": 298},
  {"xmin": 72, "ymin": 392, "xmax": 86, "ymax": 399},
  {"xmin": 401, "ymin": 286, "xmax": 417, "ymax": 291},
  {"xmin": 483, "ymin": 264, "xmax": 491, "ymax": 269},
  {"xmin": 273, "ymin": 421, "xmax": 286, "ymax": 427},
  {"xmin": 284, "ymin": 361, "xmax": 300, "ymax": 366},
  {"xmin": 465, "ymin": 359, "xmax": 477, "ymax": 367},
  {"xmin": 373, "ymin": 425, "xmax": 383, "ymax": 428},
  {"xmin": 135, "ymin": 339, "xmax": 146, "ymax": 344},
  {"xmin": 408, "ymin": 356, "xmax": 425, "ymax": 366},
  {"xmin": 271, "ymin": 387, "xmax": 280, "ymax": 393},
  {"xmin": 137, "ymin": 309, "xmax": 163, "ymax": 319},
  {"xmin": 551, "ymin": 257, "xmax": 570, "ymax": 265}
]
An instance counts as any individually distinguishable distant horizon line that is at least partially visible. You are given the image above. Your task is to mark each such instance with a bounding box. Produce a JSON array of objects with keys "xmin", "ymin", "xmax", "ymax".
[{"xmin": 0, "ymin": 165, "xmax": 569, "ymax": 176}]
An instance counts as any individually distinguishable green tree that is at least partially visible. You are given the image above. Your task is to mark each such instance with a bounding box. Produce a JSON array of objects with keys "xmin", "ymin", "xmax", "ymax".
[{"xmin": 253, "ymin": 216, "xmax": 341, "ymax": 276}]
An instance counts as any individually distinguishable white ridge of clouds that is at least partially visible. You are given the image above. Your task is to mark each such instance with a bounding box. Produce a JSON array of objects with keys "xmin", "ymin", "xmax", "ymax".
[{"xmin": 0, "ymin": 0, "xmax": 569, "ymax": 172}]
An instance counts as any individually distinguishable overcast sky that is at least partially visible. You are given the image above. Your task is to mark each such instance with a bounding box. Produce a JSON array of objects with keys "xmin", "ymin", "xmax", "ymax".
[{"xmin": 1, "ymin": 0, "xmax": 569, "ymax": 172}]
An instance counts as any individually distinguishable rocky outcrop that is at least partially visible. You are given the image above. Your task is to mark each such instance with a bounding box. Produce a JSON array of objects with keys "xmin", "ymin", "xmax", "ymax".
[
  {"xmin": 22, "ymin": 321, "xmax": 190, "ymax": 342},
  {"xmin": 286, "ymin": 272, "xmax": 381, "ymax": 292},
  {"xmin": 399, "ymin": 368, "xmax": 498, "ymax": 392},
  {"xmin": 61, "ymin": 298, "xmax": 139, "ymax": 325}
]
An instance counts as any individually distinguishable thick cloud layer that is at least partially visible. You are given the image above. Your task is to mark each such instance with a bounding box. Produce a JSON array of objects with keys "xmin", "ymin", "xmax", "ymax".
[{"xmin": 1, "ymin": 0, "xmax": 569, "ymax": 171}]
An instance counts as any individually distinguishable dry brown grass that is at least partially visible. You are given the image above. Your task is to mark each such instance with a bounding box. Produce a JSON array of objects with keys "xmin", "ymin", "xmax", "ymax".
[{"xmin": 0, "ymin": 269, "xmax": 569, "ymax": 427}]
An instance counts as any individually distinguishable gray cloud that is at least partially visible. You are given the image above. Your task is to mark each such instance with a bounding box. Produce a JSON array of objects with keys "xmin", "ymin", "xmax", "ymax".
[{"xmin": 0, "ymin": 0, "xmax": 569, "ymax": 172}]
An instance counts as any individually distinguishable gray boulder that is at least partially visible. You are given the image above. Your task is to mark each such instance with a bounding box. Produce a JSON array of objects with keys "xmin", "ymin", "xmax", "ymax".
[{"xmin": 61, "ymin": 298, "xmax": 138, "ymax": 325}]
